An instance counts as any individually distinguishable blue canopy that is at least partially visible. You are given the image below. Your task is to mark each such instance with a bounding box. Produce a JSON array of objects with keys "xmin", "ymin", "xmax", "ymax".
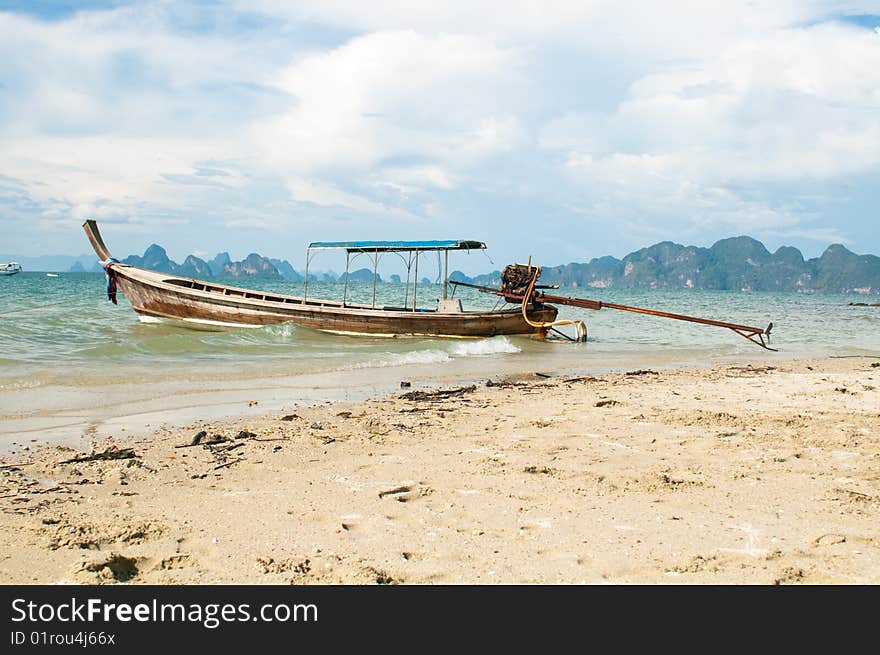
[{"xmin": 307, "ymin": 239, "xmax": 486, "ymax": 253}]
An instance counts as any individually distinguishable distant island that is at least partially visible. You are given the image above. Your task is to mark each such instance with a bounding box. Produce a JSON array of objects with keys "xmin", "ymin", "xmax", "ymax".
[
  {"xmin": 119, "ymin": 244, "xmax": 293, "ymax": 281},
  {"xmin": 108, "ymin": 243, "xmax": 347, "ymax": 283},
  {"xmin": 454, "ymin": 237, "xmax": 880, "ymax": 295},
  {"xmin": 10, "ymin": 235, "xmax": 873, "ymax": 294}
]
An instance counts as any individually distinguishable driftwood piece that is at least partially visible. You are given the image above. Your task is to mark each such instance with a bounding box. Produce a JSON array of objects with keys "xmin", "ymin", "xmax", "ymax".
[
  {"xmin": 60, "ymin": 448, "xmax": 137, "ymax": 464},
  {"xmin": 486, "ymin": 379, "xmax": 530, "ymax": 388},
  {"xmin": 175, "ymin": 433, "xmax": 229, "ymax": 449},
  {"xmin": 726, "ymin": 365, "xmax": 776, "ymax": 376},
  {"xmin": 213, "ymin": 442, "xmax": 244, "ymax": 453},
  {"xmin": 175, "ymin": 431, "xmax": 209, "ymax": 448},
  {"xmin": 399, "ymin": 385, "xmax": 476, "ymax": 401},
  {"xmin": 625, "ymin": 369, "xmax": 658, "ymax": 376},
  {"xmin": 378, "ymin": 485, "xmax": 412, "ymax": 498},
  {"xmin": 213, "ymin": 458, "xmax": 244, "ymax": 471}
]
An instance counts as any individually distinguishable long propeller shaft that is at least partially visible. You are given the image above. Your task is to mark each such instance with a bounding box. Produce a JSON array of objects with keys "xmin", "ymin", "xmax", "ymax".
[{"xmin": 449, "ymin": 280, "xmax": 776, "ymax": 350}]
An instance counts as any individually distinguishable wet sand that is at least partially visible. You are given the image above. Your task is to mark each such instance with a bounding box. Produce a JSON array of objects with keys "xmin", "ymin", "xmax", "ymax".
[{"xmin": 1, "ymin": 356, "xmax": 878, "ymax": 584}]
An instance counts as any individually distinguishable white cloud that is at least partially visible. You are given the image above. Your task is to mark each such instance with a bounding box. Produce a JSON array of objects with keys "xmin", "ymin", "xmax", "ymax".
[
  {"xmin": 250, "ymin": 30, "xmax": 522, "ymax": 177},
  {"xmin": 239, "ymin": 1, "xmax": 825, "ymax": 60},
  {"xmin": 2, "ymin": 135, "xmax": 230, "ymax": 209},
  {"xmin": 539, "ymin": 20, "xmax": 880, "ymax": 248},
  {"xmin": 767, "ymin": 226, "xmax": 853, "ymax": 245},
  {"xmin": 0, "ymin": 9, "xmax": 287, "ymax": 137},
  {"xmin": 373, "ymin": 165, "xmax": 457, "ymax": 191},
  {"xmin": 549, "ymin": 22, "xmax": 880, "ymax": 174},
  {"xmin": 2, "ymin": 1, "xmax": 880, "ymax": 260},
  {"xmin": 287, "ymin": 176, "xmax": 399, "ymax": 215}
]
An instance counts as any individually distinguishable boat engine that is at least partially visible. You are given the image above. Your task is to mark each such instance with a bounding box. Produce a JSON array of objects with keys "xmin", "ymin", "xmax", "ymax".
[{"xmin": 500, "ymin": 263, "xmax": 541, "ymax": 303}]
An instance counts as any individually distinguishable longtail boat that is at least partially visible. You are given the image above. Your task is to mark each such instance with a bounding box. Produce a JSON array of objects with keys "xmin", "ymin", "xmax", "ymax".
[
  {"xmin": 83, "ymin": 220, "xmax": 558, "ymax": 337},
  {"xmin": 83, "ymin": 220, "xmax": 775, "ymax": 348}
]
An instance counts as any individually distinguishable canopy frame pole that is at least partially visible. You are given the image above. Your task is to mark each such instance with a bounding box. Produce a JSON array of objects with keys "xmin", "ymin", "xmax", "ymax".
[
  {"xmin": 304, "ymin": 247, "xmax": 311, "ymax": 303},
  {"xmin": 412, "ymin": 250, "xmax": 419, "ymax": 311},
  {"xmin": 443, "ymin": 249, "xmax": 449, "ymax": 300},
  {"xmin": 371, "ymin": 250, "xmax": 379, "ymax": 308},
  {"xmin": 342, "ymin": 251, "xmax": 350, "ymax": 307},
  {"xmin": 403, "ymin": 252, "xmax": 412, "ymax": 309}
]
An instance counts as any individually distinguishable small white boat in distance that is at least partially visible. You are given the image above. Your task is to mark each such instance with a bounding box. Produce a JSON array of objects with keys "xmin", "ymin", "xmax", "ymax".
[{"xmin": 0, "ymin": 262, "xmax": 22, "ymax": 276}]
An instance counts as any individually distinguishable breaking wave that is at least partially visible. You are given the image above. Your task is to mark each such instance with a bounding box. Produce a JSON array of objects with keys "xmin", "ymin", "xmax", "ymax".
[
  {"xmin": 450, "ymin": 336, "xmax": 520, "ymax": 356},
  {"xmin": 348, "ymin": 337, "xmax": 520, "ymax": 371},
  {"xmin": 262, "ymin": 323, "xmax": 297, "ymax": 339},
  {"xmin": 392, "ymin": 350, "xmax": 453, "ymax": 365},
  {"xmin": 353, "ymin": 349, "xmax": 452, "ymax": 370}
]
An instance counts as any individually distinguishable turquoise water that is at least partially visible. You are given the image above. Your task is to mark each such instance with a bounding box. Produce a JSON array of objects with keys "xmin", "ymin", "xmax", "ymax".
[
  {"xmin": 1, "ymin": 271, "xmax": 878, "ymax": 383},
  {"xmin": 0, "ymin": 271, "xmax": 877, "ymax": 447}
]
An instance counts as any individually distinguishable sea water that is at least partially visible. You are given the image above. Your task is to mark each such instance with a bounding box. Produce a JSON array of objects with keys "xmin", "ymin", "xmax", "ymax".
[{"xmin": 1, "ymin": 272, "xmax": 877, "ymax": 449}]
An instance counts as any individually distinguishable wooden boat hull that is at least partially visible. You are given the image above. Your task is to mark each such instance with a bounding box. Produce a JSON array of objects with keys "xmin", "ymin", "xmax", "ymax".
[{"xmin": 111, "ymin": 266, "xmax": 558, "ymax": 337}]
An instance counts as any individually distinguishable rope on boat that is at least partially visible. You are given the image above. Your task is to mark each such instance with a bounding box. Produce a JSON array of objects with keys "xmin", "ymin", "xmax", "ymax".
[
  {"xmin": 520, "ymin": 267, "xmax": 587, "ymax": 341},
  {"xmin": 101, "ymin": 258, "xmax": 120, "ymax": 305}
]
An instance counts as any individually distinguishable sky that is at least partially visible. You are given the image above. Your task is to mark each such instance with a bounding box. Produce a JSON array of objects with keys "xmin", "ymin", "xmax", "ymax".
[{"xmin": 1, "ymin": 1, "xmax": 879, "ymax": 274}]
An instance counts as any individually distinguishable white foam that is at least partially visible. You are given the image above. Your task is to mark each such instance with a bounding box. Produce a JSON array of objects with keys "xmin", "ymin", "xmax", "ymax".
[
  {"xmin": 392, "ymin": 350, "xmax": 451, "ymax": 365},
  {"xmin": 264, "ymin": 323, "xmax": 296, "ymax": 338},
  {"xmin": 450, "ymin": 336, "xmax": 520, "ymax": 357},
  {"xmin": 336, "ymin": 336, "xmax": 519, "ymax": 373},
  {"xmin": 350, "ymin": 349, "xmax": 452, "ymax": 370}
]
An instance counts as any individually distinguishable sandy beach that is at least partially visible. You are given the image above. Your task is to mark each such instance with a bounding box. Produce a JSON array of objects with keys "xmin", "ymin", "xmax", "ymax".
[{"xmin": 1, "ymin": 356, "xmax": 878, "ymax": 584}]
